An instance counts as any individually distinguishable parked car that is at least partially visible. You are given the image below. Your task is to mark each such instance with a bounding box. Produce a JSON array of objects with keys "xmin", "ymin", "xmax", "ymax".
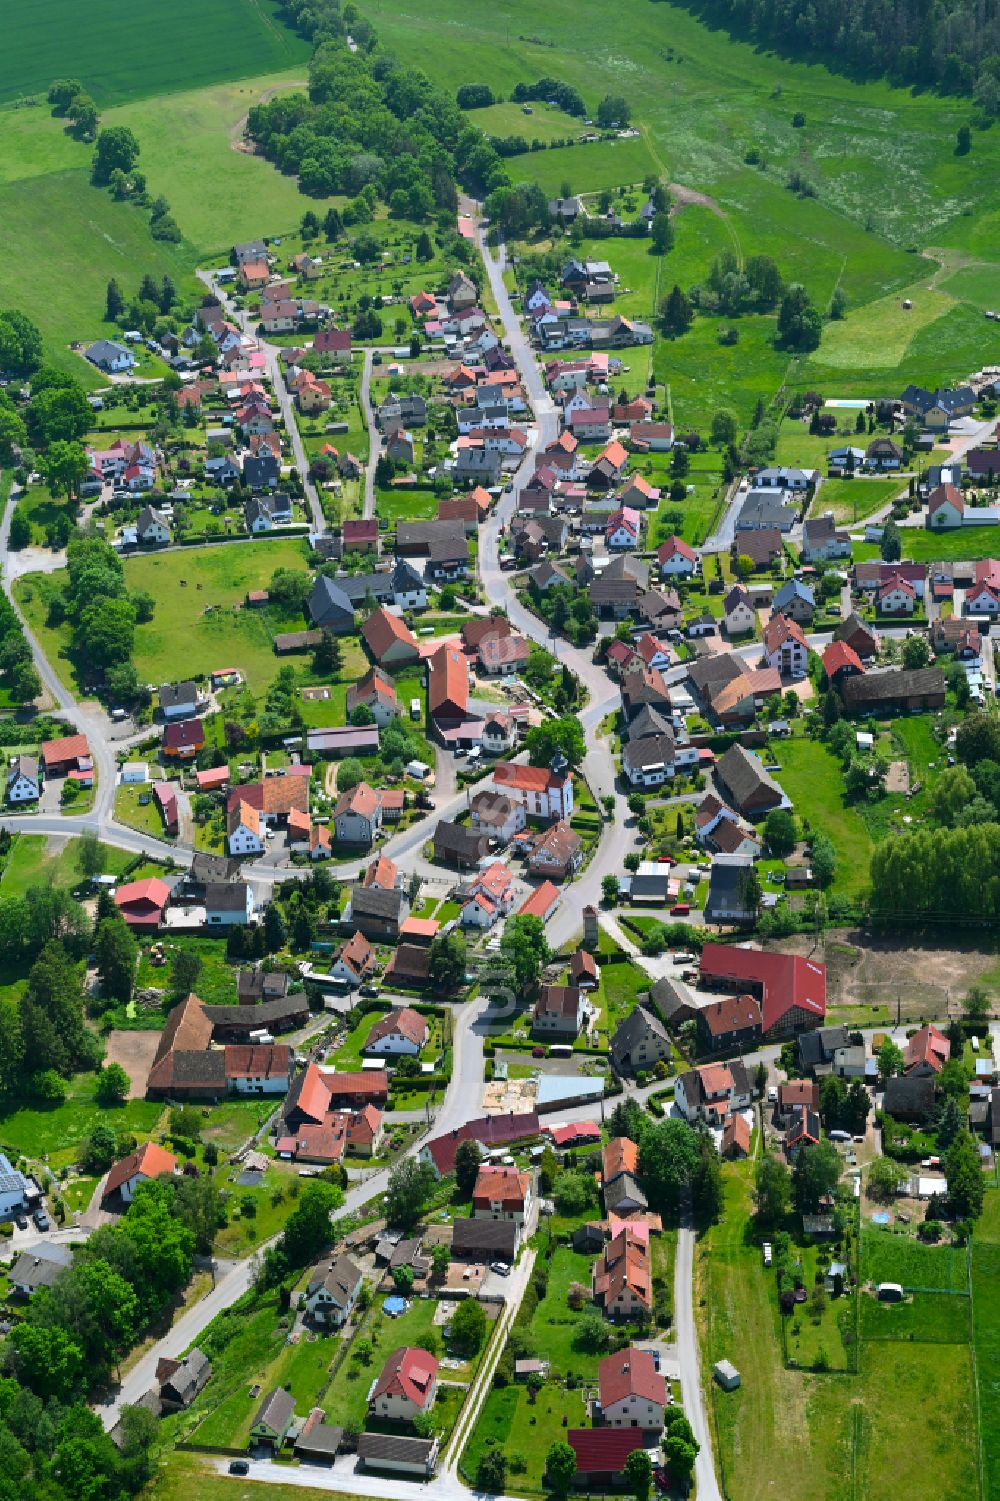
[
  {"xmin": 359, "ymin": 984, "xmax": 380, "ymax": 999},
  {"xmin": 14, "ymin": 1214, "xmax": 27, "ymax": 1231},
  {"xmin": 229, "ymin": 1461, "xmax": 250, "ymax": 1476},
  {"xmin": 32, "ymin": 1209, "xmax": 49, "ymax": 1231},
  {"xmin": 669, "ymin": 903, "xmax": 691, "ymax": 916},
  {"xmin": 490, "ymin": 1261, "xmax": 511, "ymax": 1276}
]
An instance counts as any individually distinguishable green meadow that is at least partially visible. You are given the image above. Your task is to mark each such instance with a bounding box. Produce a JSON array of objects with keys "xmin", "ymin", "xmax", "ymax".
[{"xmin": 2, "ymin": 0, "xmax": 308, "ymax": 106}]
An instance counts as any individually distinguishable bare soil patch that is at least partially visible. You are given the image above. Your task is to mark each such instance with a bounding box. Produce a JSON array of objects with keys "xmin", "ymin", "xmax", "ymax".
[{"xmin": 104, "ymin": 1029, "xmax": 160, "ymax": 1099}]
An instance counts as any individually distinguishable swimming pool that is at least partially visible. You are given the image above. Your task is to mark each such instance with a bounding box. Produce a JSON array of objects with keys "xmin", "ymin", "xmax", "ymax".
[
  {"xmin": 871, "ymin": 1211, "xmax": 891, "ymax": 1225},
  {"xmin": 825, "ymin": 399, "xmax": 870, "ymax": 409}
]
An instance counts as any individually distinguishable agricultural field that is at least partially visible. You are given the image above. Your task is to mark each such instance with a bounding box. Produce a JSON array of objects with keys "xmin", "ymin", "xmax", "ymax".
[{"xmin": 2, "ymin": 0, "xmax": 308, "ymax": 106}]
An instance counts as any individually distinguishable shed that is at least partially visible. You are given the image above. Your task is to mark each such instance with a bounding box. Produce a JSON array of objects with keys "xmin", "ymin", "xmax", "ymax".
[
  {"xmin": 877, "ymin": 1282, "xmax": 903, "ymax": 1302},
  {"xmin": 714, "ymin": 1359, "xmax": 741, "ymax": 1390}
]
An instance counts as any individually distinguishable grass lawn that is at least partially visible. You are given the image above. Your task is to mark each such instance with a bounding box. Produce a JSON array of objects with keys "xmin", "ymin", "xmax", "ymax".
[
  {"xmin": 703, "ymin": 1162, "xmax": 979, "ymax": 1501},
  {"xmin": 814, "ymin": 478, "xmax": 902, "ymax": 526},
  {"xmin": 322, "ymin": 1294, "xmax": 441, "ymax": 1430},
  {"xmin": 860, "ymin": 1289, "xmax": 970, "ymax": 1343},
  {"xmin": 103, "ymin": 73, "xmax": 328, "ymax": 256},
  {"xmin": 861, "ymin": 1228, "xmax": 968, "ymax": 1292},
  {"xmin": 147, "ymin": 1454, "xmax": 375, "ymax": 1501},
  {"xmin": 599, "ymin": 957, "xmax": 650, "ymax": 1034},
  {"xmin": 0, "ymin": 1071, "xmax": 162, "ymax": 1170},
  {"xmin": 461, "ymin": 1381, "xmax": 587, "ymax": 1492},
  {"xmin": 0, "ymin": 167, "xmax": 197, "ymax": 384},
  {"xmin": 114, "ymin": 783, "xmax": 173, "ymax": 840},
  {"xmin": 468, "ymin": 101, "xmax": 588, "ymax": 143},
  {"xmin": 376, "ymin": 487, "xmax": 439, "ymax": 524},
  {"xmin": 528, "ymin": 1246, "xmax": 602, "ymax": 1378},
  {"xmin": 186, "ymin": 1287, "xmax": 296, "ymax": 1448},
  {"xmin": 135, "ymin": 935, "xmax": 239, "ymax": 1009},
  {"xmin": 2, "ymin": 0, "xmax": 308, "ymax": 106},
  {"xmin": 972, "ymin": 1189, "xmax": 1000, "ymax": 1497},
  {"xmin": 328, "ymin": 1008, "xmax": 389, "ymax": 1070},
  {"xmin": 0, "ymin": 833, "xmax": 135, "ymax": 897},
  {"xmin": 772, "ymin": 735, "xmax": 873, "ymax": 899},
  {"xmin": 896, "ymin": 524, "xmax": 1000, "ymax": 563},
  {"xmin": 507, "ymin": 138, "xmax": 658, "ymax": 196},
  {"xmin": 15, "ymin": 538, "xmax": 316, "ymax": 695}
]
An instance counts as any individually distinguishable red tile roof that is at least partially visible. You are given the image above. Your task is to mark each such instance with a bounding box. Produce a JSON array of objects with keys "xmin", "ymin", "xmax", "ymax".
[
  {"xmin": 598, "ymin": 1346, "xmax": 666, "ymax": 1410},
  {"xmin": 568, "ymin": 1428, "xmax": 646, "ymax": 1476},
  {"xmin": 822, "ymin": 641, "xmax": 864, "ymax": 679},
  {"xmin": 371, "ymin": 1347, "xmax": 439, "ymax": 1409},
  {"xmin": 699, "ymin": 943, "xmax": 826, "ymax": 1032},
  {"xmin": 41, "ymin": 733, "xmax": 90, "ymax": 770},
  {"xmin": 516, "ymin": 881, "xmax": 560, "ymax": 919},
  {"xmin": 104, "ymin": 1142, "xmax": 177, "ymax": 1198}
]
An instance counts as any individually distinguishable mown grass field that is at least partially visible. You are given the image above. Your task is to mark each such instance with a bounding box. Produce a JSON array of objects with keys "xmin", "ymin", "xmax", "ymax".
[
  {"xmin": 0, "ymin": 1072, "xmax": 162, "ymax": 1169},
  {"xmin": 467, "ymin": 100, "xmax": 584, "ymax": 143},
  {"xmin": 507, "ymin": 137, "xmax": 659, "ymax": 195},
  {"xmin": 103, "ymin": 74, "xmax": 333, "ymax": 256},
  {"xmin": 861, "ymin": 1229, "xmax": 968, "ymax": 1293},
  {"xmin": 2, "ymin": 0, "xmax": 308, "ymax": 106},
  {"xmin": 0, "ymin": 833, "xmax": 135, "ymax": 897},
  {"xmin": 772, "ymin": 736, "xmax": 873, "ymax": 899},
  {"xmin": 14, "ymin": 537, "xmax": 316, "ymax": 695}
]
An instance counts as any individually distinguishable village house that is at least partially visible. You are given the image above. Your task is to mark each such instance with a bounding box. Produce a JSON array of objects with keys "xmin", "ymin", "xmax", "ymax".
[
  {"xmin": 593, "ymin": 1226, "xmax": 652, "ymax": 1320},
  {"xmin": 724, "ymin": 585, "xmax": 756, "ymax": 637},
  {"xmin": 527, "ymin": 819, "xmax": 583, "ymax": 879},
  {"xmin": 598, "ymin": 1347, "xmax": 667, "ymax": 1433},
  {"xmin": 801, "ymin": 512, "xmax": 851, "ymax": 562},
  {"xmin": 532, "ymin": 983, "xmax": 586, "ymax": 1037},
  {"xmin": 716, "ymin": 744, "xmax": 786, "ymax": 820},
  {"xmin": 697, "ymin": 994, "xmax": 763, "ymax": 1053},
  {"xmin": 492, "ymin": 755, "xmax": 574, "ymax": 821},
  {"xmin": 333, "ymin": 783, "xmax": 382, "ymax": 846},
  {"xmin": 365, "ymin": 1007, "xmax": 428, "ymax": 1058},
  {"xmin": 472, "ymin": 1164, "xmax": 532, "ymax": 1228},
  {"xmin": 369, "ymin": 1348, "xmax": 439, "ymax": 1424},
  {"xmin": 610, "ymin": 1007, "xmax": 671, "ymax": 1074},
  {"xmin": 762, "ymin": 612, "xmax": 809, "ymax": 678},
  {"xmin": 674, "ymin": 1060, "xmax": 753, "ymax": 1123},
  {"xmin": 305, "ymin": 1254, "xmax": 364, "ymax": 1328}
]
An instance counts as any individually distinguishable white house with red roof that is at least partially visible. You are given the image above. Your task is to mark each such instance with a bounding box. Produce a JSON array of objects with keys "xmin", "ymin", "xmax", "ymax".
[
  {"xmin": 492, "ymin": 754, "xmax": 573, "ymax": 821},
  {"xmin": 878, "ymin": 574, "xmax": 917, "ymax": 615},
  {"xmin": 102, "ymin": 1142, "xmax": 177, "ymax": 1203},
  {"xmin": 762, "ymin": 613, "xmax": 809, "ymax": 679},
  {"xmin": 364, "ymin": 1007, "xmax": 428, "ymax": 1058},
  {"xmin": 656, "ymin": 535, "xmax": 697, "ymax": 577},
  {"xmin": 967, "ymin": 560, "xmax": 1000, "ymax": 616},
  {"xmin": 606, "ymin": 506, "xmax": 641, "ymax": 550},
  {"xmin": 927, "ymin": 483, "xmax": 965, "ymax": 530},
  {"xmin": 597, "ymin": 1347, "xmax": 667, "ymax": 1432},
  {"xmin": 472, "ymin": 1164, "xmax": 532, "ymax": 1227},
  {"xmin": 369, "ymin": 1348, "xmax": 439, "ymax": 1423},
  {"xmin": 674, "ymin": 1061, "xmax": 753, "ymax": 1124},
  {"xmin": 460, "ymin": 861, "xmax": 516, "ymax": 929}
]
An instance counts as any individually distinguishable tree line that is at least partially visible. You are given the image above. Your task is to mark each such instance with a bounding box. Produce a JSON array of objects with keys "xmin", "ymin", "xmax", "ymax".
[{"xmin": 665, "ymin": 0, "xmax": 1000, "ymax": 113}]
